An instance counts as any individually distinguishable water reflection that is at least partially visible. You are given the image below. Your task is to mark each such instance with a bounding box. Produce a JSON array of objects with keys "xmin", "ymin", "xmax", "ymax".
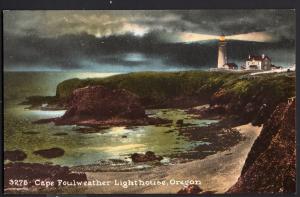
[{"xmin": 4, "ymin": 72, "xmax": 218, "ymax": 167}]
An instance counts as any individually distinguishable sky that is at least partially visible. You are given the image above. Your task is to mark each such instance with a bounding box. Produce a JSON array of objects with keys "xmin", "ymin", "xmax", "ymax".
[{"xmin": 3, "ymin": 10, "xmax": 296, "ymax": 72}]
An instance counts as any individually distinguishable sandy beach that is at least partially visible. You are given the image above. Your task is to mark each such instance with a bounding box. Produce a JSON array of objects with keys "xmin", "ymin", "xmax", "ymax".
[{"xmin": 72, "ymin": 123, "xmax": 262, "ymax": 194}]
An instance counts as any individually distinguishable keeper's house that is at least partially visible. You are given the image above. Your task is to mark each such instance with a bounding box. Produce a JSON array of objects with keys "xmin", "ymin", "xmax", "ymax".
[{"xmin": 245, "ymin": 54, "xmax": 271, "ymax": 70}]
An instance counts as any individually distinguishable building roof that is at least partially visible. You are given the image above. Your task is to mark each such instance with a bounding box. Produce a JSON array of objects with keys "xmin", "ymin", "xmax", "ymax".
[
  {"xmin": 247, "ymin": 54, "xmax": 271, "ymax": 61},
  {"xmin": 224, "ymin": 63, "xmax": 238, "ymax": 68},
  {"xmin": 271, "ymin": 64, "xmax": 282, "ymax": 69}
]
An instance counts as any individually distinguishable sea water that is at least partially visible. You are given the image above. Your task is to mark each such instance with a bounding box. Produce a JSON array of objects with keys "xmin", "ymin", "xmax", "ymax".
[{"xmin": 3, "ymin": 72, "xmax": 217, "ymax": 166}]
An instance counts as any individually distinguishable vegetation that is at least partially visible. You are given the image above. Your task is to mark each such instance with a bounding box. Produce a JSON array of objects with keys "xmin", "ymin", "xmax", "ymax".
[
  {"xmin": 25, "ymin": 70, "xmax": 295, "ymax": 111},
  {"xmin": 55, "ymin": 71, "xmax": 242, "ymax": 107},
  {"xmin": 223, "ymin": 74, "xmax": 295, "ymax": 105},
  {"xmin": 211, "ymin": 73, "xmax": 295, "ymax": 124}
]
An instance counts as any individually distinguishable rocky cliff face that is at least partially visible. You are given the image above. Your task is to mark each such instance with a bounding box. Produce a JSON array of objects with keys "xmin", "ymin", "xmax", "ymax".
[
  {"xmin": 210, "ymin": 87, "xmax": 280, "ymax": 125},
  {"xmin": 209, "ymin": 74, "xmax": 295, "ymax": 126},
  {"xmin": 33, "ymin": 85, "xmax": 171, "ymax": 126},
  {"xmin": 58, "ymin": 85, "xmax": 146, "ymax": 123},
  {"xmin": 228, "ymin": 98, "xmax": 296, "ymax": 193}
]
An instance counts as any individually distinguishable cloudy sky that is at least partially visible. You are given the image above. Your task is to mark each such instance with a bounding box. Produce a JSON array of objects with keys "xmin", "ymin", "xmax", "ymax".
[{"xmin": 4, "ymin": 10, "xmax": 295, "ymax": 72}]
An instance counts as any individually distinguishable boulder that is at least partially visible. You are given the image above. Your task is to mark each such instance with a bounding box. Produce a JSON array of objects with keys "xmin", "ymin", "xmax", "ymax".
[
  {"xmin": 4, "ymin": 150, "xmax": 27, "ymax": 161},
  {"xmin": 33, "ymin": 147, "xmax": 65, "ymax": 158},
  {"xmin": 176, "ymin": 119, "xmax": 184, "ymax": 125},
  {"xmin": 53, "ymin": 132, "xmax": 68, "ymax": 136},
  {"xmin": 22, "ymin": 131, "xmax": 40, "ymax": 135},
  {"xmin": 131, "ymin": 151, "xmax": 163, "ymax": 163},
  {"xmin": 58, "ymin": 85, "xmax": 146, "ymax": 123},
  {"xmin": 177, "ymin": 184, "xmax": 203, "ymax": 194}
]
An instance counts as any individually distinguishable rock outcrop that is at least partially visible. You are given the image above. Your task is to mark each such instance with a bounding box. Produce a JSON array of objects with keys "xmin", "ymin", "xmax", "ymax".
[
  {"xmin": 228, "ymin": 99, "xmax": 296, "ymax": 193},
  {"xmin": 208, "ymin": 74, "xmax": 295, "ymax": 126},
  {"xmin": 34, "ymin": 85, "xmax": 171, "ymax": 126},
  {"xmin": 33, "ymin": 147, "xmax": 65, "ymax": 158},
  {"xmin": 209, "ymin": 87, "xmax": 275, "ymax": 125},
  {"xmin": 4, "ymin": 150, "xmax": 27, "ymax": 162},
  {"xmin": 177, "ymin": 184, "xmax": 203, "ymax": 194},
  {"xmin": 131, "ymin": 151, "xmax": 163, "ymax": 163},
  {"xmin": 59, "ymin": 85, "xmax": 146, "ymax": 123}
]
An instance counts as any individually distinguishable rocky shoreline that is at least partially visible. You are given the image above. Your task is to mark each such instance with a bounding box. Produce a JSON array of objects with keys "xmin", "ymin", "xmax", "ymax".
[
  {"xmin": 175, "ymin": 122, "xmax": 245, "ymax": 160},
  {"xmin": 228, "ymin": 99, "xmax": 296, "ymax": 193},
  {"xmin": 68, "ymin": 123, "xmax": 263, "ymax": 194},
  {"xmin": 34, "ymin": 116, "xmax": 171, "ymax": 127},
  {"xmin": 5, "ymin": 98, "xmax": 295, "ymax": 193},
  {"xmin": 10, "ymin": 71, "xmax": 295, "ymax": 193},
  {"xmin": 33, "ymin": 85, "xmax": 171, "ymax": 127}
]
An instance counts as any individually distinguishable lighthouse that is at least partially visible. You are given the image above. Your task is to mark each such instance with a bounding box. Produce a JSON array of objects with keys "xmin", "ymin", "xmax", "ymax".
[{"xmin": 217, "ymin": 35, "xmax": 227, "ymax": 68}]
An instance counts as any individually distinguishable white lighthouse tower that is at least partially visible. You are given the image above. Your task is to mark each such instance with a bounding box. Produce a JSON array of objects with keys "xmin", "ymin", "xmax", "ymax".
[{"xmin": 217, "ymin": 35, "xmax": 227, "ymax": 68}]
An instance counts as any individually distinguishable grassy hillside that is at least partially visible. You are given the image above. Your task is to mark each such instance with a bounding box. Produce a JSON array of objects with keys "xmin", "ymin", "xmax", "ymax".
[
  {"xmin": 56, "ymin": 71, "xmax": 295, "ymax": 106},
  {"xmin": 55, "ymin": 71, "xmax": 243, "ymax": 106},
  {"xmin": 209, "ymin": 72, "xmax": 295, "ymax": 124},
  {"xmin": 24, "ymin": 70, "xmax": 295, "ymax": 112}
]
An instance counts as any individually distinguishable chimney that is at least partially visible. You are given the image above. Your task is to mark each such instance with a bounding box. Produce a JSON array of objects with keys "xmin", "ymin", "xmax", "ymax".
[{"xmin": 262, "ymin": 54, "xmax": 265, "ymax": 59}]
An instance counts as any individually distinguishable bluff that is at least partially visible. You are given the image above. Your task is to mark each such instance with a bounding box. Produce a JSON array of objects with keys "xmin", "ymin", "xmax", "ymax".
[
  {"xmin": 24, "ymin": 71, "xmax": 295, "ymax": 115},
  {"xmin": 198, "ymin": 74, "xmax": 295, "ymax": 125},
  {"xmin": 228, "ymin": 98, "xmax": 296, "ymax": 193},
  {"xmin": 34, "ymin": 85, "xmax": 170, "ymax": 126},
  {"xmin": 58, "ymin": 85, "xmax": 145, "ymax": 123},
  {"xmin": 24, "ymin": 71, "xmax": 241, "ymax": 109}
]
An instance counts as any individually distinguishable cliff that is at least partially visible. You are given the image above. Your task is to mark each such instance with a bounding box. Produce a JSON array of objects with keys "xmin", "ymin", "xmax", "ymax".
[
  {"xmin": 59, "ymin": 85, "xmax": 145, "ymax": 122},
  {"xmin": 228, "ymin": 98, "xmax": 296, "ymax": 193},
  {"xmin": 24, "ymin": 71, "xmax": 295, "ymax": 115},
  {"xmin": 25, "ymin": 71, "xmax": 240, "ymax": 109},
  {"xmin": 35, "ymin": 85, "xmax": 170, "ymax": 126},
  {"xmin": 209, "ymin": 74, "xmax": 295, "ymax": 125}
]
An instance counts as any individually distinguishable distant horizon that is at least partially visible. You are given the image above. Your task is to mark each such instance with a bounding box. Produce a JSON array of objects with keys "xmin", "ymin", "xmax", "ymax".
[{"xmin": 3, "ymin": 60, "xmax": 295, "ymax": 72}]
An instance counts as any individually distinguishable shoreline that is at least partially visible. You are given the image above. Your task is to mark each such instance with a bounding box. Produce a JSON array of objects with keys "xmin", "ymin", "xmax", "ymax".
[
  {"xmin": 4, "ymin": 69, "xmax": 295, "ymax": 194},
  {"xmin": 69, "ymin": 123, "xmax": 262, "ymax": 194}
]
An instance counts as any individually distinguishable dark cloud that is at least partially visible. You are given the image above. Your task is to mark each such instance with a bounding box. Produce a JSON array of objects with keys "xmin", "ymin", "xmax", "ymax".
[
  {"xmin": 172, "ymin": 10, "xmax": 295, "ymax": 37},
  {"xmin": 3, "ymin": 10, "xmax": 295, "ymax": 71}
]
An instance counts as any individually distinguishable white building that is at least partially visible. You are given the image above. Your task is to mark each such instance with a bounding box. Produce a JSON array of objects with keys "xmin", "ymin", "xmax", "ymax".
[
  {"xmin": 216, "ymin": 35, "xmax": 238, "ymax": 70},
  {"xmin": 217, "ymin": 35, "xmax": 227, "ymax": 69},
  {"xmin": 245, "ymin": 54, "xmax": 271, "ymax": 70}
]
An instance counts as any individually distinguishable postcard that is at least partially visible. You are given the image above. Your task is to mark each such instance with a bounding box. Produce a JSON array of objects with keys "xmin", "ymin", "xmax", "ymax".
[{"xmin": 3, "ymin": 10, "xmax": 296, "ymax": 194}]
